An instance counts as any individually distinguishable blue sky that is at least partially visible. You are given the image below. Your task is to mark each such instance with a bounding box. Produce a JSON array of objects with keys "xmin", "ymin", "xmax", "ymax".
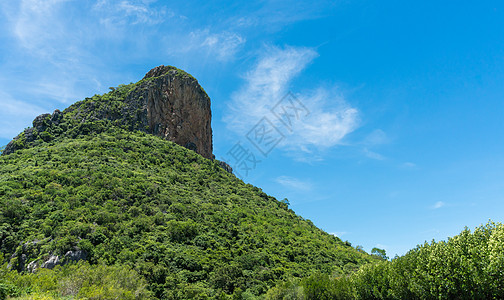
[{"xmin": 1, "ymin": 0, "xmax": 504, "ymax": 257}]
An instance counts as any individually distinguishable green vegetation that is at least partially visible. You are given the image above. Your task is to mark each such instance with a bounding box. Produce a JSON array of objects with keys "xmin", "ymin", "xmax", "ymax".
[
  {"xmin": 0, "ymin": 259, "xmax": 152, "ymax": 299},
  {"xmin": 0, "ymin": 127, "xmax": 374, "ymax": 299},
  {"xmin": 267, "ymin": 221, "xmax": 504, "ymax": 299}
]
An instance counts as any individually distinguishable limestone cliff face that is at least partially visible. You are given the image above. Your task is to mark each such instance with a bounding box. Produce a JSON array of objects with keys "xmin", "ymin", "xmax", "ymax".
[
  {"xmin": 132, "ymin": 65, "xmax": 213, "ymax": 159},
  {"xmin": 3, "ymin": 65, "xmax": 213, "ymax": 159}
]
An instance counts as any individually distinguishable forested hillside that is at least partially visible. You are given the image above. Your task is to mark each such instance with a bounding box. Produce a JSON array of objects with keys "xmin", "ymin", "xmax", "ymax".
[{"xmin": 0, "ymin": 127, "xmax": 375, "ymax": 299}]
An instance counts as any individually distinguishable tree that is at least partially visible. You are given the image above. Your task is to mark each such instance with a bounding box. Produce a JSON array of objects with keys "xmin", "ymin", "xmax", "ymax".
[{"xmin": 371, "ymin": 247, "xmax": 388, "ymax": 260}]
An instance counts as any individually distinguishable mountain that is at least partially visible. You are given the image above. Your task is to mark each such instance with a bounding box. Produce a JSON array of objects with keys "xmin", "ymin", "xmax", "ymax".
[
  {"xmin": 4, "ymin": 65, "xmax": 212, "ymax": 159},
  {"xmin": 0, "ymin": 66, "xmax": 377, "ymax": 299}
]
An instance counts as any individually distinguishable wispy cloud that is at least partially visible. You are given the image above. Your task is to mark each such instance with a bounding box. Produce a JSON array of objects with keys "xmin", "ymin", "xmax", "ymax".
[
  {"xmin": 226, "ymin": 45, "xmax": 318, "ymax": 132},
  {"xmin": 226, "ymin": 45, "xmax": 359, "ymax": 156},
  {"xmin": 363, "ymin": 148, "xmax": 386, "ymax": 160},
  {"xmin": 7, "ymin": 0, "xmax": 72, "ymax": 57},
  {"xmin": 291, "ymin": 88, "xmax": 359, "ymax": 149},
  {"xmin": 94, "ymin": 0, "xmax": 172, "ymax": 27},
  {"xmin": 363, "ymin": 129, "xmax": 389, "ymax": 146},
  {"xmin": 1, "ymin": 1, "xmax": 108, "ymax": 101},
  {"xmin": 228, "ymin": 0, "xmax": 332, "ymax": 32},
  {"xmin": 188, "ymin": 29, "xmax": 246, "ymax": 61},
  {"xmin": 275, "ymin": 175, "xmax": 313, "ymax": 191},
  {"xmin": 431, "ymin": 201, "xmax": 445, "ymax": 209},
  {"xmin": 401, "ymin": 162, "xmax": 417, "ymax": 168}
]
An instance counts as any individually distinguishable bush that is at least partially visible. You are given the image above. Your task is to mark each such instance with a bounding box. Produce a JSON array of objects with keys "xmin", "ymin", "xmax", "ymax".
[
  {"xmin": 266, "ymin": 221, "xmax": 504, "ymax": 299},
  {"xmin": 0, "ymin": 262, "xmax": 153, "ymax": 299}
]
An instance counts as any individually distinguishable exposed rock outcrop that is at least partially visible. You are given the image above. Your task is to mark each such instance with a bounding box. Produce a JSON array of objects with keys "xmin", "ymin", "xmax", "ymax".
[
  {"xmin": 4, "ymin": 109, "xmax": 62, "ymax": 155},
  {"xmin": 35, "ymin": 250, "xmax": 87, "ymax": 271},
  {"xmin": 41, "ymin": 255, "xmax": 60, "ymax": 269},
  {"xmin": 132, "ymin": 65, "xmax": 213, "ymax": 158},
  {"xmin": 64, "ymin": 250, "xmax": 87, "ymax": 263},
  {"xmin": 217, "ymin": 160, "xmax": 233, "ymax": 174}
]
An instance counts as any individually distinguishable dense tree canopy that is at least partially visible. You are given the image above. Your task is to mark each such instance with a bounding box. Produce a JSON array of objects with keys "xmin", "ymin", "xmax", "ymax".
[{"xmin": 0, "ymin": 127, "xmax": 374, "ymax": 299}]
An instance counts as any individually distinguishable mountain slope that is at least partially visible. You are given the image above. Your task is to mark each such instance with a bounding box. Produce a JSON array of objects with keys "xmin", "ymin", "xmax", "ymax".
[{"xmin": 0, "ymin": 67, "xmax": 377, "ymax": 299}]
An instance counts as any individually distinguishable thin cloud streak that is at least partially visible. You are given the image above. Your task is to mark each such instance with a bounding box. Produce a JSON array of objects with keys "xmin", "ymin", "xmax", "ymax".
[
  {"xmin": 401, "ymin": 162, "xmax": 417, "ymax": 168},
  {"xmin": 188, "ymin": 29, "xmax": 246, "ymax": 61},
  {"xmin": 431, "ymin": 201, "xmax": 445, "ymax": 209},
  {"xmin": 94, "ymin": 0, "xmax": 172, "ymax": 26},
  {"xmin": 363, "ymin": 129, "xmax": 389, "ymax": 146},
  {"xmin": 275, "ymin": 175, "xmax": 313, "ymax": 191},
  {"xmin": 363, "ymin": 148, "xmax": 386, "ymax": 160}
]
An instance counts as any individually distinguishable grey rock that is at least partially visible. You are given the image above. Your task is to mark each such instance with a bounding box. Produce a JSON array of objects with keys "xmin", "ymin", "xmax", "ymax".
[
  {"xmin": 3, "ymin": 109, "xmax": 62, "ymax": 155},
  {"xmin": 50, "ymin": 109, "xmax": 63, "ymax": 125},
  {"xmin": 132, "ymin": 65, "xmax": 213, "ymax": 158},
  {"xmin": 64, "ymin": 250, "xmax": 87, "ymax": 263},
  {"xmin": 27, "ymin": 260, "xmax": 39, "ymax": 273},
  {"xmin": 33, "ymin": 113, "xmax": 51, "ymax": 129},
  {"xmin": 217, "ymin": 160, "xmax": 233, "ymax": 174},
  {"xmin": 41, "ymin": 255, "xmax": 60, "ymax": 269}
]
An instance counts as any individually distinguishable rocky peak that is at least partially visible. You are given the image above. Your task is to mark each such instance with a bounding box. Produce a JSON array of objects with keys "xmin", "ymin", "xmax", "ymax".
[
  {"xmin": 3, "ymin": 66, "xmax": 213, "ymax": 159},
  {"xmin": 133, "ymin": 65, "xmax": 213, "ymax": 158},
  {"xmin": 143, "ymin": 65, "xmax": 179, "ymax": 79}
]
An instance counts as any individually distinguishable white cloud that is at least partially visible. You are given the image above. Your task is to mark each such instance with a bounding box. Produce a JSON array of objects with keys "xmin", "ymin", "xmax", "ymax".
[
  {"xmin": 188, "ymin": 29, "xmax": 246, "ymax": 61},
  {"xmin": 363, "ymin": 148, "xmax": 386, "ymax": 160},
  {"xmin": 275, "ymin": 175, "xmax": 312, "ymax": 191},
  {"xmin": 431, "ymin": 201, "xmax": 445, "ymax": 209},
  {"xmin": 401, "ymin": 162, "xmax": 417, "ymax": 168},
  {"xmin": 94, "ymin": 0, "xmax": 171, "ymax": 26},
  {"xmin": 226, "ymin": 45, "xmax": 359, "ymax": 155},
  {"xmin": 289, "ymin": 88, "xmax": 359, "ymax": 148},
  {"xmin": 9, "ymin": 0, "xmax": 72, "ymax": 56},
  {"xmin": 363, "ymin": 129, "xmax": 389, "ymax": 145}
]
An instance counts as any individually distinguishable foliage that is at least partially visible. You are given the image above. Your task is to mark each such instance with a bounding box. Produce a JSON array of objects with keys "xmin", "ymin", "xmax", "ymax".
[
  {"xmin": 266, "ymin": 221, "xmax": 504, "ymax": 299},
  {"xmin": 0, "ymin": 128, "xmax": 375, "ymax": 298},
  {"xmin": 0, "ymin": 261, "xmax": 152, "ymax": 299},
  {"xmin": 370, "ymin": 248, "xmax": 388, "ymax": 261}
]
